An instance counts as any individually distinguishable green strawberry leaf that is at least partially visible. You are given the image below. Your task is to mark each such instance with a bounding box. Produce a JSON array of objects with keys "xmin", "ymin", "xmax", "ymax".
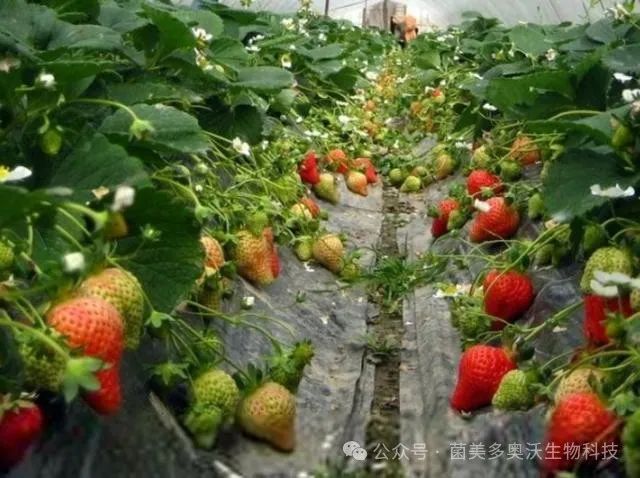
[
  {"xmin": 49, "ymin": 133, "xmax": 150, "ymax": 203},
  {"xmin": 543, "ymin": 147, "xmax": 640, "ymax": 221},
  {"xmin": 117, "ymin": 188, "xmax": 203, "ymax": 313}
]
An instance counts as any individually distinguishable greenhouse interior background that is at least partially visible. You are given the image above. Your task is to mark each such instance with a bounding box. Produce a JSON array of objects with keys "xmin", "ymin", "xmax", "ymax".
[{"xmin": 1, "ymin": 0, "xmax": 640, "ymax": 477}]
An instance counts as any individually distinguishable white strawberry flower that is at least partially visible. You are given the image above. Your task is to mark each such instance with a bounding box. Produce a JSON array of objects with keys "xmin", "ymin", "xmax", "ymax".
[
  {"xmin": 112, "ymin": 185, "xmax": 135, "ymax": 211},
  {"xmin": 623, "ymin": 89, "xmax": 640, "ymax": 103},
  {"xmin": 36, "ymin": 71, "xmax": 56, "ymax": 89},
  {"xmin": 281, "ymin": 18, "xmax": 295, "ymax": 30},
  {"xmin": 614, "ymin": 72, "xmax": 633, "ymax": 83},
  {"xmin": 191, "ymin": 27, "xmax": 212, "ymax": 44},
  {"xmin": 281, "ymin": 54, "xmax": 292, "ymax": 69},
  {"xmin": 590, "ymin": 183, "xmax": 635, "ymax": 198},
  {"xmin": 545, "ymin": 49, "xmax": 558, "ymax": 61},
  {"xmin": 0, "ymin": 56, "xmax": 20, "ymax": 73},
  {"xmin": 62, "ymin": 252, "xmax": 85, "ymax": 273},
  {"xmin": 232, "ymin": 137, "xmax": 251, "ymax": 157},
  {"xmin": 241, "ymin": 296, "xmax": 255, "ymax": 308},
  {"xmin": 0, "ymin": 165, "xmax": 32, "ymax": 183},
  {"xmin": 245, "ymin": 44, "xmax": 260, "ymax": 53},
  {"xmin": 365, "ymin": 71, "xmax": 379, "ymax": 81},
  {"xmin": 338, "ymin": 115, "xmax": 352, "ymax": 125},
  {"xmin": 482, "ymin": 103, "xmax": 498, "ymax": 112}
]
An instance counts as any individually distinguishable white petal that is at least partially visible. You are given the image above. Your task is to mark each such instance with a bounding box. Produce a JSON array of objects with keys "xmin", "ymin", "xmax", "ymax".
[
  {"xmin": 614, "ymin": 72, "xmax": 633, "ymax": 83},
  {"xmin": 593, "ymin": 270, "xmax": 632, "ymax": 286},
  {"xmin": 62, "ymin": 252, "xmax": 85, "ymax": 273},
  {"xmin": 112, "ymin": 185, "xmax": 135, "ymax": 211},
  {"xmin": 590, "ymin": 279, "xmax": 619, "ymax": 298},
  {"xmin": 474, "ymin": 199, "xmax": 491, "ymax": 213},
  {"xmin": 4, "ymin": 166, "xmax": 32, "ymax": 182}
]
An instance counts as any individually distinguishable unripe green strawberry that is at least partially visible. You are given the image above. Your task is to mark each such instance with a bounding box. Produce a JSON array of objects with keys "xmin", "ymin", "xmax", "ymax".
[
  {"xmin": 492, "ymin": 369, "xmax": 534, "ymax": 411},
  {"xmin": 534, "ymin": 243, "xmax": 553, "ymax": 266},
  {"xmin": 18, "ymin": 337, "xmax": 66, "ymax": 392},
  {"xmin": 191, "ymin": 368, "xmax": 240, "ymax": 419},
  {"xmin": 313, "ymin": 173, "xmax": 339, "ymax": 204},
  {"xmin": 471, "ymin": 145, "xmax": 491, "ymax": 169},
  {"xmin": 456, "ymin": 313, "xmax": 490, "ymax": 340},
  {"xmin": 499, "ymin": 159, "xmax": 522, "ymax": 181},
  {"xmin": 433, "ymin": 153, "xmax": 456, "ymax": 179},
  {"xmin": 0, "ymin": 239, "xmax": 15, "ymax": 271},
  {"xmin": 388, "ymin": 168, "xmax": 405, "ymax": 186},
  {"xmin": 340, "ymin": 261, "xmax": 360, "ymax": 282},
  {"xmin": 40, "ymin": 127, "xmax": 63, "ymax": 156},
  {"xmin": 582, "ymin": 224, "xmax": 607, "ymax": 255},
  {"xmin": 580, "ymin": 247, "xmax": 634, "ymax": 293},
  {"xmin": 294, "ymin": 236, "xmax": 313, "ymax": 262},
  {"xmin": 612, "ymin": 123, "xmax": 633, "ymax": 149},
  {"xmin": 183, "ymin": 404, "xmax": 223, "ymax": 449},
  {"xmin": 400, "ymin": 175, "xmax": 421, "ymax": 193},
  {"xmin": 527, "ymin": 193, "xmax": 545, "ymax": 220},
  {"xmin": 411, "ymin": 165, "xmax": 428, "ymax": 177},
  {"xmin": 237, "ymin": 382, "xmax": 296, "ymax": 451},
  {"xmin": 77, "ymin": 268, "xmax": 145, "ymax": 349}
]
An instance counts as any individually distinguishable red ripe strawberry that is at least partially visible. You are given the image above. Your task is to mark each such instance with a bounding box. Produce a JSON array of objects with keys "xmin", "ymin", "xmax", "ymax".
[
  {"xmin": 47, "ymin": 297, "xmax": 124, "ymax": 363},
  {"xmin": 469, "ymin": 197, "xmax": 520, "ymax": 242},
  {"xmin": 483, "ymin": 270, "xmax": 534, "ymax": 330},
  {"xmin": 584, "ymin": 294, "xmax": 632, "ymax": 345},
  {"xmin": 466, "ymin": 170, "xmax": 504, "ymax": 197},
  {"xmin": 83, "ymin": 367, "xmax": 122, "ymax": 416},
  {"xmin": 325, "ymin": 149, "xmax": 349, "ymax": 174},
  {"xmin": 542, "ymin": 392, "xmax": 619, "ymax": 473},
  {"xmin": 353, "ymin": 157, "xmax": 378, "ymax": 184},
  {"xmin": 450, "ymin": 345, "xmax": 516, "ymax": 412},
  {"xmin": 300, "ymin": 197, "xmax": 320, "ymax": 218},
  {"xmin": 0, "ymin": 402, "xmax": 43, "ymax": 470},
  {"xmin": 431, "ymin": 198, "xmax": 459, "ymax": 238},
  {"xmin": 298, "ymin": 151, "xmax": 320, "ymax": 185}
]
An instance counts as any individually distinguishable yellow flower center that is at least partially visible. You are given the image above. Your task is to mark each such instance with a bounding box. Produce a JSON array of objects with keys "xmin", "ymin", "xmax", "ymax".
[{"xmin": 0, "ymin": 166, "xmax": 9, "ymax": 180}]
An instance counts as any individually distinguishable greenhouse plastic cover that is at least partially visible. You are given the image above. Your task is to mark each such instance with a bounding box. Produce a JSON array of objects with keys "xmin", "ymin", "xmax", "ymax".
[{"xmin": 188, "ymin": 0, "xmax": 621, "ymax": 30}]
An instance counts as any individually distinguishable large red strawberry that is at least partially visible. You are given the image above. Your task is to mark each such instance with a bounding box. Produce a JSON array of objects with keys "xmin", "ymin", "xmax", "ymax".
[
  {"xmin": 450, "ymin": 345, "xmax": 516, "ymax": 412},
  {"xmin": 83, "ymin": 367, "xmax": 122, "ymax": 416},
  {"xmin": 47, "ymin": 297, "xmax": 124, "ymax": 415},
  {"xmin": 483, "ymin": 270, "xmax": 534, "ymax": 330},
  {"xmin": 325, "ymin": 149, "xmax": 349, "ymax": 174},
  {"xmin": 584, "ymin": 294, "xmax": 632, "ymax": 345},
  {"xmin": 469, "ymin": 197, "xmax": 520, "ymax": 242},
  {"xmin": 298, "ymin": 151, "xmax": 320, "ymax": 185},
  {"xmin": 47, "ymin": 297, "xmax": 124, "ymax": 363},
  {"xmin": 431, "ymin": 198, "xmax": 459, "ymax": 238},
  {"xmin": 0, "ymin": 401, "xmax": 44, "ymax": 470},
  {"xmin": 466, "ymin": 170, "xmax": 504, "ymax": 197},
  {"xmin": 353, "ymin": 157, "xmax": 378, "ymax": 184},
  {"xmin": 542, "ymin": 392, "xmax": 619, "ymax": 473}
]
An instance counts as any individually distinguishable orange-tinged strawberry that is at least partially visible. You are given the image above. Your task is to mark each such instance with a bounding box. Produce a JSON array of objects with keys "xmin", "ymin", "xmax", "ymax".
[
  {"xmin": 325, "ymin": 149, "xmax": 349, "ymax": 174},
  {"xmin": 300, "ymin": 197, "xmax": 320, "ymax": 218},
  {"xmin": 483, "ymin": 270, "xmax": 534, "ymax": 330},
  {"xmin": 510, "ymin": 135, "xmax": 540, "ymax": 165},
  {"xmin": 353, "ymin": 157, "xmax": 378, "ymax": 184},
  {"xmin": 83, "ymin": 367, "xmax": 122, "ymax": 416},
  {"xmin": 469, "ymin": 197, "xmax": 519, "ymax": 242},
  {"xmin": 450, "ymin": 345, "xmax": 516, "ymax": 412},
  {"xmin": 76, "ymin": 268, "xmax": 144, "ymax": 349},
  {"xmin": 583, "ymin": 294, "xmax": 632, "ymax": 345},
  {"xmin": 542, "ymin": 392, "xmax": 619, "ymax": 473},
  {"xmin": 237, "ymin": 382, "xmax": 296, "ymax": 451},
  {"xmin": 345, "ymin": 170, "xmax": 368, "ymax": 196},
  {"xmin": 201, "ymin": 235, "xmax": 225, "ymax": 272},
  {"xmin": 431, "ymin": 198, "xmax": 459, "ymax": 238},
  {"xmin": 47, "ymin": 297, "xmax": 124, "ymax": 363},
  {"xmin": 466, "ymin": 170, "xmax": 504, "ymax": 197},
  {"xmin": 312, "ymin": 234, "xmax": 344, "ymax": 273},
  {"xmin": 234, "ymin": 229, "xmax": 278, "ymax": 286}
]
